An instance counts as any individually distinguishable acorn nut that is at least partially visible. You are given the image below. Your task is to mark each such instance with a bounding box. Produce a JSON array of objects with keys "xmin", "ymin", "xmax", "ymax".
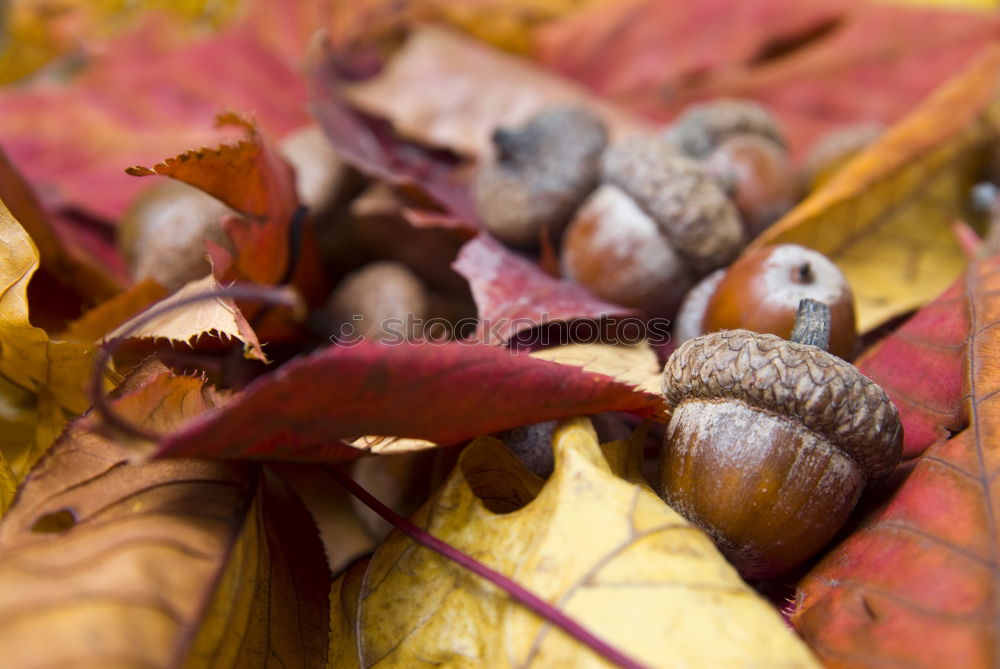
[
  {"xmin": 666, "ymin": 98, "xmax": 785, "ymax": 159},
  {"xmin": 601, "ymin": 136, "xmax": 745, "ymax": 275},
  {"xmin": 659, "ymin": 329, "xmax": 902, "ymax": 578},
  {"xmin": 324, "ymin": 261, "xmax": 429, "ymax": 342},
  {"xmin": 474, "ymin": 105, "xmax": 607, "ymax": 248},
  {"xmin": 674, "ymin": 244, "xmax": 857, "ymax": 359}
]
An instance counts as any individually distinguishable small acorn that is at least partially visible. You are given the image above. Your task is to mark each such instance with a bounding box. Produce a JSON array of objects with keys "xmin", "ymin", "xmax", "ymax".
[
  {"xmin": 560, "ymin": 184, "xmax": 693, "ymax": 317},
  {"xmin": 675, "ymin": 244, "xmax": 857, "ymax": 359},
  {"xmin": 666, "ymin": 98, "xmax": 785, "ymax": 159},
  {"xmin": 279, "ymin": 124, "xmax": 351, "ymax": 217},
  {"xmin": 659, "ymin": 322, "xmax": 902, "ymax": 578},
  {"xmin": 118, "ymin": 180, "xmax": 235, "ymax": 291},
  {"xmin": 601, "ymin": 136, "xmax": 746, "ymax": 275},
  {"xmin": 703, "ymin": 133, "xmax": 800, "ymax": 237},
  {"xmin": 475, "ymin": 105, "xmax": 608, "ymax": 248},
  {"xmin": 324, "ymin": 261, "xmax": 429, "ymax": 342}
]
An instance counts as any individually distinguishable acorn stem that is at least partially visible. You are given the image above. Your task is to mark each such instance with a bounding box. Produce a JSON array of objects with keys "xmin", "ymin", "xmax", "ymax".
[{"xmin": 789, "ymin": 298, "xmax": 831, "ymax": 350}]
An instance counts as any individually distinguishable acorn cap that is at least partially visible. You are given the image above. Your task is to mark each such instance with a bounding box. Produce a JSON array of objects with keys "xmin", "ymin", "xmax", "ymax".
[
  {"xmin": 602, "ymin": 138, "xmax": 744, "ymax": 274},
  {"xmin": 662, "ymin": 329, "xmax": 902, "ymax": 483},
  {"xmin": 665, "ymin": 99, "xmax": 785, "ymax": 158},
  {"xmin": 474, "ymin": 105, "xmax": 607, "ymax": 247}
]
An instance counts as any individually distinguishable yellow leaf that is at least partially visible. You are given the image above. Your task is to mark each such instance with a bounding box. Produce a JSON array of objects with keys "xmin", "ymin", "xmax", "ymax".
[
  {"xmin": 0, "ymin": 450, "xmax": 15, "ymax": 516},
  {"xmin": 328, "ymin": 418, "xmax": 819, "ymax": 668},
  {"xmin": 750, "ymin": 44, "xmax": 1000, "ymax": 333},
  {"xmin": 0, "ymin": 198, "xmax": 93, "ymax": 479},
  {"xmin": 0, "ymin": 360, "xmax": 329, "ymax": 667},
  {"xmin": 105, "ymin": 274, "xmax": 270, "ymax": 362},
  {"xmin": 529, "ymin": 342, "xmax": 662, "ymax": 395}
]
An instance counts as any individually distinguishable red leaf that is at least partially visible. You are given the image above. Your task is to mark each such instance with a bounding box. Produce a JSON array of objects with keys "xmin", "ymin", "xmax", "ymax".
[
  {"xmin": 854, "ymin": 274, "xmax": 969, "ymax": 460},
  {"xmin": 126, "ymin": 113, "xmax": 298, "ymax": 285},
  {"xmin": 535, "ymin": 0, "xmax": 1000, "ymax": 158},
  {"xmin": 452, "ymin": 234, "xmax": 637, "ymax": 342},
  {"xmin": 154, "ymin": 341, "xmax": 666, "ymax": 461},
  {"xmin": 309, "ymin": 51, "xmax": 480, "ymax": 227},
  {"xmin": 792, "ymin": 255, "xmax": 1000, "ymax": 668},
  {"xmin": 0, "ymin": 5, "xmax": 312, "ymax": 222}
]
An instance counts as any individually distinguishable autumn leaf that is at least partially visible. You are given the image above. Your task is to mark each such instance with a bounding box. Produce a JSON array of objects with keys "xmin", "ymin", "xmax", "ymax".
[
  {"xmin": 329, "ymin": 418, "xmax": 819, "ymax": 668},
  {"xmin": 104, "ymin": 274, "xmax": 270, "ymax": 363},
  {"xmin": 535, "ymin": 0, "xmax": 1000, "ymax": 158},
  {"xmin": 453, "ymin": 234, "xmax": 637, "ymax": 342},
  {"xmin": 792, "ymin": 255, "xmax": 1000, "ymax": 668},
  {"xmin": 854, "ymin": 268, "xmax": 972, "ymax": 460},
  {"xmin": 745, "ymin": 44, "xmax": 1000, "ymax": 332},
  {"xmin": 0, "ymin": 362, "xmax": 329, "ymax": 667},
  {"xmin": 342, "ymin": 27, "xmax": 651, "ymax": 162},
  {"xmin": 529, "ymin": 342, "xmax": 663, "ymax": 395},
  {"xmin": 0, "ymin": 1, "xmax": 313, "ymax": 222},
  {"xmin": 310, "ymin": 55, "xmax": 481, "ymax": 227},
  {"xmin": 151, "ymin": 341, "xmax": 666, "ymax": 462},
  {"xmin": 0, "ymin": 198, "xmax": 95, "ymax": 479}
]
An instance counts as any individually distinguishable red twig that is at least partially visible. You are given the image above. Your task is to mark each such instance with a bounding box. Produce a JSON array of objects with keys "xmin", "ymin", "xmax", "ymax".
[{"xmin": 326, "ymin": 466, "xmax": 651, "ymax": 669}]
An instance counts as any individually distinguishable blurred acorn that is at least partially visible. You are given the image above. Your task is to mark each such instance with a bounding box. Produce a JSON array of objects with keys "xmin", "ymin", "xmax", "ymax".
[
  {"xmin": 323, "ymin": 260, "xmax": 430, "ymax": 343},
  {"xmin": 118, "ymin": 180, "xmax": 234, "ymax": 291},
  {"xmin": 475, "ymin": 105, "xmax": 607, "ymax": 248},
  {"xmin": 665, "ymin": 98, "xmax": 785, "ymax": 159}
]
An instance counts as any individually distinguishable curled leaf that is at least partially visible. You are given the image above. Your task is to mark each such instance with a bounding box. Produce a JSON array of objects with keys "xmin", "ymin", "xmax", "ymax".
[
  {"xmin": 329, "ymin": 418, "xmax": 819, "ymax": 668},
  {"xmin": 0, "ymin": 198, "xmax": 94, "ymax": 479},
  {"xmin": 105, "ymin": 274, "xmax": 269, "ymax": 363},
  {"xmin": 453, "ymin": 234, "xmax": 637, "ymax": 342}
]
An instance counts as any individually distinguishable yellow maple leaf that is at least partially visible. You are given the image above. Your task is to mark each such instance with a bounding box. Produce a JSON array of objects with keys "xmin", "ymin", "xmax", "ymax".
[
  {"xmin": 329, "ymin": 418, "xmax": 819, "ymax": 668},
  {"xmin": 0, "ymin": 198, "xmax": 93, "ymax": 480}
]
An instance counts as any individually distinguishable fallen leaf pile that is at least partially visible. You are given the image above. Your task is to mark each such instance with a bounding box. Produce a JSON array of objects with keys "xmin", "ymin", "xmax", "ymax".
[{"xmin": 0, "ymin": 0, "xmax": 999, "ymax": 666}]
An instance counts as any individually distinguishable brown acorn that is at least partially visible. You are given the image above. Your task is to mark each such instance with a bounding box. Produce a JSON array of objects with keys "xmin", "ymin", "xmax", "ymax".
[
  {"xmin": 659, "ymin": 328, "xmax": 902, "ymax": 577},
  {"xmin": 474, "ymin": 105, "xmax": 607, "ymax": 248},
  {"xmin": 666, "ymin": 98, "xmax": 785, "ymax": 159}
]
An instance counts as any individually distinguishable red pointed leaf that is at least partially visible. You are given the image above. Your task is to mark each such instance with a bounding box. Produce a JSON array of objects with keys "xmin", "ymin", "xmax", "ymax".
[
  {"xmin": 792, "ymin": 255, "xmax": 1000, "ymax": 668},
  {"xmin": 855, "ymin": 274, "xmax": 969, "ymax": 460},
  {"xmin": 452, "ymin": 234, "xmax": 637, "ymax": 342},
  {"xmin": 154, "ymin": 341, "xmax": 666, "ymax": 461}
]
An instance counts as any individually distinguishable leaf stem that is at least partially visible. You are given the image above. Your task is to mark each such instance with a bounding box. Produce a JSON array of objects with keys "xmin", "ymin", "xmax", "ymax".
[{"xmin": 326, "ymin": 466, "xmax": 652, "ymax": 669}]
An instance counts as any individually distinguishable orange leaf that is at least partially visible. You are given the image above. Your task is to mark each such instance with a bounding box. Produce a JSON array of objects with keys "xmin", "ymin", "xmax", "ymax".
[
  {"xmin": 793, "ymin": 254, "xmax": 1000, "ymax": 668},
  {"xmin": 127, "ymin": 113, "xmax": 298, "ymax": 285}
]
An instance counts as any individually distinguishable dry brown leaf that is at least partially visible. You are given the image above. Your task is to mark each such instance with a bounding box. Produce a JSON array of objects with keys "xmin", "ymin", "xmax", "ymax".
[
  {"xmin": 105, "ymin": 274, "xmax": 269, "ymax": 362},
  {"xmin": 0, "ymin": 362, "xmax": 329, "ymax": 668},
  {"xmin": 750, "ymin": 44, "xmax": 1000, "ymax": 332},
  {"xmin": 328, "ymin": 418, "xmax": 819, "ymax": 668},
  {"xmin": 344, "ymin": 27, "xmax": 651, "ymax": 161}
]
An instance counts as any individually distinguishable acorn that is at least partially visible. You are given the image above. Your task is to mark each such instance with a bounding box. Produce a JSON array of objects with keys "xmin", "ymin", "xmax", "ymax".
[
  {"xmin": 666, "ymin": 98, "xmax": 785, "ymax": 159},
  {"xmin": 324, "ymin": 261, "xmax": 429, "ymax": 342},
  {"xmin": 278, "ymin": 124, "xmax": 351, "ymax": 217},
  {"xmin": 659, "ymin": 324, "xmax": 902, "ymax": 578},
  {"xmin": 675, "ymin": 244, "xmax": 857, "ymax": 359},
  {"xmin": 474, "ymin": 105, "xmax": 608, "ymax": 248},
  {"xmin": 118, "ymin": 180, "xmax": 234, "ymax": 291},
  {"xmin": 560, "ymin": 184, "xmax": 693, "ymax": 317},
  {"xmin": 601, "ymin": 136, "xmax": 746, "ymax": 275},
  {"xmin": 703, "ymin": 133, "xmax": 800, "ymax": 237}
]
